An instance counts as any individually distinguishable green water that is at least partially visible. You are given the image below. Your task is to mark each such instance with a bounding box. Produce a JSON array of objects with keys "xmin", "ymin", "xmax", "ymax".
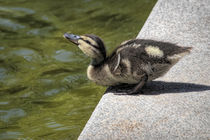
[{"xmin": 0, "ymin": 0, "xmax": 156, "ymax": 139}]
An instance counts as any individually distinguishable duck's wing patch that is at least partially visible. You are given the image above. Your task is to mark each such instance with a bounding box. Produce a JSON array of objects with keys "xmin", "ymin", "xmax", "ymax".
[{"xmin": 145, "ymin": 45, "xmax": 164, "ymax": 58}]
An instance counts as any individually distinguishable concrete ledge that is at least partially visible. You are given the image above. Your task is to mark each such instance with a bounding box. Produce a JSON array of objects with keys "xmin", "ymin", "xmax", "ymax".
[{"xmin": 78, "ymin": 0, "xmax": 210, "ymax": 139}]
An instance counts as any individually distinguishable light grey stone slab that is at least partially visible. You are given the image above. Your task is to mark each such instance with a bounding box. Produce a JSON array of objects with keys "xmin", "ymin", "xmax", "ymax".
[{"xmin": 78, "ymin": 0, "xmax": 210, "ymax": 139}]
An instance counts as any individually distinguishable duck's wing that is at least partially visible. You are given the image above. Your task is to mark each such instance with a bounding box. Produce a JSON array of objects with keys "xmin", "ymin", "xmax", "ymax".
[
  {"xmin": 106, "ymin": 39, "xmax": 192, "ymax": 79},
  {"xmin": 108, "ymin": 39, "xmax": 192, "ymax": 77},
  {"xmin": 116, "ymin": 39, "xmax": 192, "ymax": 64}
]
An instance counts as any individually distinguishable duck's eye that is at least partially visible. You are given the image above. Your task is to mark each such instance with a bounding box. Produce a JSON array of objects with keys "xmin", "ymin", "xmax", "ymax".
[{"xmin": 84, "ymin": 40, "xmax": 91, "ymax": 44}]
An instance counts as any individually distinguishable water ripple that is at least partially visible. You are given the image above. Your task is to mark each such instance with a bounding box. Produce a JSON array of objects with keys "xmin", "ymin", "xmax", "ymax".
[
  {"xmin": 0, "ymin": 108, "xmax": 26, "ymax": 122},
  {"xmin": 0, "ymin": 18, "xmax": 25, "ymax": 31},
  {"xmin": 0, "ymin": 6, "xmax": 35, "ymax": 15},
  {"xmin": 0, "ymin": 131, "xmax": 23, "ymax": 140}
]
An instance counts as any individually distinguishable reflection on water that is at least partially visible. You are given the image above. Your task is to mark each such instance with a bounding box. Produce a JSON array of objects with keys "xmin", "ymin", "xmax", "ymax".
[
  {"xmin": 0, "ymin": 18, "xmax": 25, "ymax": 30},
  {"xmin": 0, "ymin": 108, "xmax": 26, "ymax": 123},
  {"xmin": 0, "ymin": 0, "xmax": 156, "ymax": 139},
  {"xmin": 54, "ymin": 49, "xmax": 76, "ymax": 62}
]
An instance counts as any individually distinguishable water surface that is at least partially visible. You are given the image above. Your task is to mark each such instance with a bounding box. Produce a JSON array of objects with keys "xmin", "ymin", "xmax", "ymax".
[{"xmin": 0, "ymin": 0, "xmax": 156, "ymax": 139}]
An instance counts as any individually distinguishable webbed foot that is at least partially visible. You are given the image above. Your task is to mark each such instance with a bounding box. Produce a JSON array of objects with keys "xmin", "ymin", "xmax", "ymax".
[{"xmin": 127, "ymin": 90, "xmax": 144, "ymax": 95}]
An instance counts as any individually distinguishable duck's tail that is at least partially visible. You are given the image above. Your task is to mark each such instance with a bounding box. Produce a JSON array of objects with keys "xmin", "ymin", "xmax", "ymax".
[
  {"xmin": 167, "ymin": 47, "xmax": 192, "ymax": 63},
  {"xmin": 183, "ymin": 47, "xmax": 193, "ymax": 53}
]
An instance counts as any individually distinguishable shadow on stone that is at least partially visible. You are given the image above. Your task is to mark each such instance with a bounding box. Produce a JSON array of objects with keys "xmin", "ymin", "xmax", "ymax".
[{"xmin": 105, "ymin": 81, "xmax": 210, "ymax": 95}]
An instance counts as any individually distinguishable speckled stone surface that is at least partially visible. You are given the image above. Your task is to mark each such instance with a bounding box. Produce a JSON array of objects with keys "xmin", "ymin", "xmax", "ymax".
[{"xmin": 78, "ymin": 0, "xmax": 210, "ymax": 139}]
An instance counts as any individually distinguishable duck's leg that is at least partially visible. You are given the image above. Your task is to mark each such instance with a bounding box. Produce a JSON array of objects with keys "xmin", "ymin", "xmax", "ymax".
[
  {"xmin": 111, "ymin": 74, "xmax": 148, "ymax": 95},
  {"xmin": 127, "ymin": 74, "xmax": 148, "ymax": 95},
  {"xmin": 106, "ymin": 83, "xmax": 134, "ymax": 94}
]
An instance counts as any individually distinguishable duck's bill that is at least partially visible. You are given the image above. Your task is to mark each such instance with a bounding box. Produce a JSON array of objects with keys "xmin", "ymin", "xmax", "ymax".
[{"xmin": 63, "ymin": 33, "xmax": 80, "ymax": 45}]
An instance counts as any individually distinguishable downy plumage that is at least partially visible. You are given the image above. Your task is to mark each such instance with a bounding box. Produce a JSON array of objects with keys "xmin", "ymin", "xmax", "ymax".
[{"xmin": 64, "ymin": 33, "xmax": 192, "ymax": 95}]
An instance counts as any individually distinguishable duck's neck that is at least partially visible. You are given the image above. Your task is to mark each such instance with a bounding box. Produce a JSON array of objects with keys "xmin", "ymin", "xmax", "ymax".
[{"xmin": 91, "ymin": 57, "xmax": 105, "ymax": 66}]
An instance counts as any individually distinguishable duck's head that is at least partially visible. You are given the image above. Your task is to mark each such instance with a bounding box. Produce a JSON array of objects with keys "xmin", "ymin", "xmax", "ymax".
[{"xmin": 64, "ymin": 33, "xmax": 106, "ymax": 65}]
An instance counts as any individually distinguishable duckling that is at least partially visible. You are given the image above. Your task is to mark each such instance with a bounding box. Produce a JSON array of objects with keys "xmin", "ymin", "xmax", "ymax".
[{"xmin": 63, "ymin": 33, "xmax": 192, "ymax": 95}]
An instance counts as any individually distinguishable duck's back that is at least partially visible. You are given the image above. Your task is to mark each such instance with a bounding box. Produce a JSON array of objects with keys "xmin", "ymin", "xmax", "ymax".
[{"xmin": 106, "ymin": 39, "xmax": 192, "ymax": 84}]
